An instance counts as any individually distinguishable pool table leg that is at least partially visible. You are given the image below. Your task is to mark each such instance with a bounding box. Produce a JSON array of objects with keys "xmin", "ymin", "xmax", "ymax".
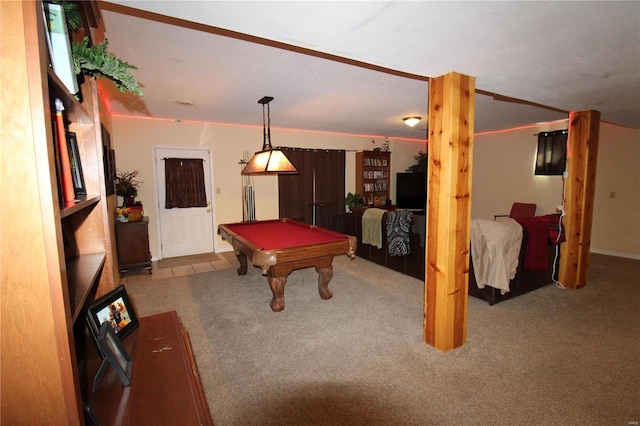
[
  {"xmin": 234, "ymin": 250, "xmax": 248, "ymax": 275},
  {"xmin": 266, "ymin": 259, "xmax": 334, "ymax": 312},
  {"xmin": 267, "ymin": 275, "xmax": 287, "ymax": 312},
  {"xmin": 316, "ymin": 266, "xmax": 334, "ymax": 300}
]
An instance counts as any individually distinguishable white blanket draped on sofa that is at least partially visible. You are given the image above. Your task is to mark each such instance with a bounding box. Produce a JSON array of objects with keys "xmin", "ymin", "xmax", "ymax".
[{"xmin": 470, "ymin": 218, "xmax": 523, "ymax": 295}]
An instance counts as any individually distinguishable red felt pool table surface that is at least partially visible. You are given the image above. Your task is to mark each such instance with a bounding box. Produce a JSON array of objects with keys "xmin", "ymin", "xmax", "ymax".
[
  {"xmin": 222, "ymin": 219, "xmax": 349, "ymax": 250},
  {"xmin": 218, "ymin": 219, "xmax": 357, "ymax": 312}
]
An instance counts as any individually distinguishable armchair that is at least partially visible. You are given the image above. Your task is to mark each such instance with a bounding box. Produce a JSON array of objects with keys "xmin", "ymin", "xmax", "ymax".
[{"xmin": 494, "ymin": 202, "xmax": 537, "ymax": 220}]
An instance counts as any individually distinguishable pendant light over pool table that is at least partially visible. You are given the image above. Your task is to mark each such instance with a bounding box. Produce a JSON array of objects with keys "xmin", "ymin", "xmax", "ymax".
[{"xmin": 241, "ymin": 96, "xmax": 298, "ymax": 175}]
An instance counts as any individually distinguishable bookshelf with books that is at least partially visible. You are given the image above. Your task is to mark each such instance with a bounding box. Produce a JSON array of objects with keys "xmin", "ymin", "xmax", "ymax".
[
  {"xmin": 1, "ymin": 1, "xmax": 116, "ymax": 423},
  {"xmin": 356, "ymin": 150, "xmax": 391, "ymax": 207}
]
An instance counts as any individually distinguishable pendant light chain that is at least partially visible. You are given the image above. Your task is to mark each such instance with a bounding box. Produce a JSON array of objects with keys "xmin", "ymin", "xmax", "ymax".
[
  {"xmin": 266, "ymin": 102, "xmax": 272, "ymax": 150},
  {"xmin": 241, "ymin": 96, "xmax": 298, "ymax": 175}
]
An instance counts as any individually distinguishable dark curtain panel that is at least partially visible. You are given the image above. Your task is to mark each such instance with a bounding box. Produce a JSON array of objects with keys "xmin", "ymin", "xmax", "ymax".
[
  {"xmin": 278, "ymin": 148, "xmax": 315, "ymax": 223},
  {"xmin": 278, "ymin": 148, "xmax": 345, "ymax": 229},
  {"xmin": 165, "ymin": 158, "xmax": 208, "ymax": 208},
  {"xmin": 314, "ymin": 149, "xmax": 345, "ymax": 229}
]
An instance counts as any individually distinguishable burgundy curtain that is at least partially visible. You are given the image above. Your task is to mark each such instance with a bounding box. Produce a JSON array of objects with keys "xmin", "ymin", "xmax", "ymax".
[
  {"xmin": 278, "ymin": 148, "xmax": 315, "ymax": 223},
  {"xmin": 278, "ymin": 148, "xmax": 345, "ymax": 229},
  {"xmin": 164, "ymin": 158, "xmax": 207, "ymax": 208},
  {"xmin": 314, "ymin": 149, "xmax": 345, "ymax": 228}
]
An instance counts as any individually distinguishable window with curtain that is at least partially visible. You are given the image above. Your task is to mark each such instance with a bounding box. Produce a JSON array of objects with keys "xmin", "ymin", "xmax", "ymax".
[
  {"xmin": 278, "ymin": 148, "xmax": 345, "ymax": 229},
  {"xmin": 535, "ymin": 130, "xmax": 568, "ymax": 176},
  {"xmin": 164, "ymin": 158, "xmax": 208, "ymax": 208}
]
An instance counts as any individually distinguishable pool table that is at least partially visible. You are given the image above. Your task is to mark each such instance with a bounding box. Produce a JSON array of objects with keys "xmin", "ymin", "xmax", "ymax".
[{"xmin": 218, "ymin": 219, "xmax": 357, "ymax": 312}]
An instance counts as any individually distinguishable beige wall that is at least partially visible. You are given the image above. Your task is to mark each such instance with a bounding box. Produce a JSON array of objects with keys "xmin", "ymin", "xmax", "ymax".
[
  {"xmin": 590, "ymin": 124, "xmax": 640, "ymax": 258},
  {"xmin": 472, "ymin": 121, "xmax": 640, "ymax": 259},
  {"xmin": 111, "ymin": 117, "xmax": 427, "ymax": 258},
  {"xmin": 472, "ymin": 120, "xmax": 569, "ymax": 219},
  {"xmin": 111, "ymin": 116, "xmax": 638, "ymax": 260}
]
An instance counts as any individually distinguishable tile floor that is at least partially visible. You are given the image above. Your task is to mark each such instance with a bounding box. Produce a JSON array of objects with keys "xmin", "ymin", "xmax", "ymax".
[{"xmin": 119, "ymin": 252, "xmax": 236, "ymax": 285}]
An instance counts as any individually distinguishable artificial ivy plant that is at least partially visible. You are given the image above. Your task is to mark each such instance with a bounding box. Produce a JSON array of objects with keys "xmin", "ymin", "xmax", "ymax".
[{"xmin": 72, "ymin": 37, "xmax": 143, "ymax": 95}]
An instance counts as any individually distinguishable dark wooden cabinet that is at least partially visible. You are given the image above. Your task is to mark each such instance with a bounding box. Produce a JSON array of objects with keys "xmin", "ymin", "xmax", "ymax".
[
  {"xmin": 116, "ymin": 217, "xmax": 152, "ymax": 275},
  {"xmin": 87, "ymin": 311, "xmax": 213, "ymax": 425}
]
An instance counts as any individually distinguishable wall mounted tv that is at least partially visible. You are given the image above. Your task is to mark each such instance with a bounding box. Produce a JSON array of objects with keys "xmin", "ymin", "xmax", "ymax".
[{"xmin": 396, "ymin": 172, "xmax": 426, "ymax": 211}]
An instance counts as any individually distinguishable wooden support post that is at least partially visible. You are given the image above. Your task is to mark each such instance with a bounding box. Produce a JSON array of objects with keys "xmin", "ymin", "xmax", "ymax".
[
  {"xmin": 559, "ymin": 110, "xmax": 600, "ymax": 288},
  {"xmin": 424, "ymin": 72, "xmax": 475, "ymax": 351}
]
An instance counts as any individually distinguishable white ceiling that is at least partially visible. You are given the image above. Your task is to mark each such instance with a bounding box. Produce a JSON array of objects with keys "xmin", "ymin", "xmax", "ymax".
[{"xmin": 99, "ymin": 1, "xmax": 640, "ymax": 141}]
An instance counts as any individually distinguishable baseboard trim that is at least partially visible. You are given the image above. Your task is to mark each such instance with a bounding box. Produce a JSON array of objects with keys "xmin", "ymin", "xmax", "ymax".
[
  {"xmin": 155, "ymin": 248, "xmax": 639, "ymax": 260},
  {"xmin": 590, "ymin": 248, "xmax": 640, "ymax": 260}
]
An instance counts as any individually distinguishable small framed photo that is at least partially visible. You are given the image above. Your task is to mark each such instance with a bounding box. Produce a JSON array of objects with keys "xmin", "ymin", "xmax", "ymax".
[
  {"xmin": 92, "ymin": 321, "xmax": 132, "ymax": 392},
  {"xmin": 87, "ymin": 285, "xmax": 139, "ymax": 341},
  {"xmin": 101, "ymin": 124, "xmax": 116, "ymax": 196}
]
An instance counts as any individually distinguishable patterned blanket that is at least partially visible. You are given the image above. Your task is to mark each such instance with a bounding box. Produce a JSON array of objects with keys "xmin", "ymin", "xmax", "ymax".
[{"xmin": 387, "ymin": 211, "xmax": 414, "ymax": 256}]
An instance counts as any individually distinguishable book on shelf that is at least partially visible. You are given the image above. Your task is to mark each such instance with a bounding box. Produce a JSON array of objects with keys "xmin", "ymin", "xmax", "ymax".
[
  {"xmin": 54, "ymin": 99, "xmax": 76, "ymax": 203},
  {"xmin": 50, "ymin": 110, "xmax": 64, "ymax": 205},
  {"xmin": 66, "ymin": 131, "xmax": 87, "ymax": 200},
  {"xmin": 44, "ymin": 2, "xmax": 79, "ymax": 95}
]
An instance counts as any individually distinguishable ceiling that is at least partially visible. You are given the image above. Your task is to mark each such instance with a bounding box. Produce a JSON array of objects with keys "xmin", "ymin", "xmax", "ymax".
[{"xmin": 98, "ymin": 1, "xmax": 639, "ymax": 141}]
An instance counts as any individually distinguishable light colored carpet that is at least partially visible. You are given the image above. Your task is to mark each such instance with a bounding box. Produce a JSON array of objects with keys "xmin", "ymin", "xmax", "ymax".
[{"xmin": 125, "ymin": 252, "xmax": 639, "ymax": 425}]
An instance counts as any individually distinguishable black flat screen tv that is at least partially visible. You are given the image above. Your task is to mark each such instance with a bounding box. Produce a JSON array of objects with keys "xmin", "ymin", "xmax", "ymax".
[{"xmin": 396, "ymin": 172, "xmax": 426, "ymax": 211}]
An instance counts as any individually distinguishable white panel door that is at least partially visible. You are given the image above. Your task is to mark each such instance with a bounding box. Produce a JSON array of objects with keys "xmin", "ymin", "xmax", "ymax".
[{"xmin": 155, "ymin": 147, "xmax": 214, "ymax": 258}]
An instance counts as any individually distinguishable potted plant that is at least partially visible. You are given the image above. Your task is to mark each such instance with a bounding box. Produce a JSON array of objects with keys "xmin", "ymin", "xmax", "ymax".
[
  {"xmin": 406, "ymin": 151, "xmax": 427, "ymax": 173},
  {"xmin": 115, "ymin": 170, "xmax": 142, "ymax": 206},
  {"xmin": 344, "ymin": 192, "xmax": 364, "ymax": 213}
]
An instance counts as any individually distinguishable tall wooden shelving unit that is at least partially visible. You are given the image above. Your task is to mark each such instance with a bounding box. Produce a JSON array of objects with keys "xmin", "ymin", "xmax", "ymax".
[
  {"xmin": 1, "ymin": 1, "xmax": 115, "ymax": 423},
  {"xmin": 356, "ymin": 150, "xmax": 391, "ymax": 206}
]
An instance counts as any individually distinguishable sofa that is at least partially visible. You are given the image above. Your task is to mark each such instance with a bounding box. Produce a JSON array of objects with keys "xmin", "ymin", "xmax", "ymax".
[
  {"xmin": 335, "ymin": 209, "xmax": 426, "ymax": 280},
  {"xmin": 468, "ymin": 215, "xmax": 563, "ymax": 305}
]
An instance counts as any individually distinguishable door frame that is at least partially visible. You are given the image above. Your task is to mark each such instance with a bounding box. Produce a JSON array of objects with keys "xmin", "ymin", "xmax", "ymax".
[{"xmin": 151, "ymin": 145, "xmax": 218, "ymax": 259}]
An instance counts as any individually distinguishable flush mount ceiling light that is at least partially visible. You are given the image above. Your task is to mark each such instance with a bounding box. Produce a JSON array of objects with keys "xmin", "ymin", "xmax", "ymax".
[
  {"xmin": 241, "ymin": 96, "xmax": 298, "ymax": 175},
  {"xmin": 403, "ymin": 116, "xmax": 422, "ymax": 127}
]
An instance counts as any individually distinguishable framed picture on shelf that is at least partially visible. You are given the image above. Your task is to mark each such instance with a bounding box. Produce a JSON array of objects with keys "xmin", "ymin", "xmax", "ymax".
[
  {"xmin": 92, "ymin": 321, "xmax": 132, "ymax": 392},
  {"xmin": 109, "ymin": 149, "xmax": 117, "ymax": 184},
  {"xmin": 101, "ymin": 125, "xmax": 116, "ymax": 196},
  {"xmin": 44, "ymin": 2, "xmax": 79, "ymax": 95},
  {"xmin": 86, "ymin": 285, "xmax": 139, "ymax": 341},
  {"xmin": 66, "ymin": 131, "xmax": 86, "ymax": 200}
]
